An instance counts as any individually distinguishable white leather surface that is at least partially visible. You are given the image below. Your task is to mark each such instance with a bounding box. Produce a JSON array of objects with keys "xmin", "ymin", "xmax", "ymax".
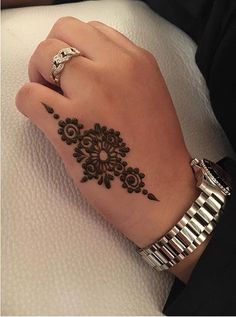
[{"xmin": 2, "ymin": 0, "xmax": 234, "ymax": 315}]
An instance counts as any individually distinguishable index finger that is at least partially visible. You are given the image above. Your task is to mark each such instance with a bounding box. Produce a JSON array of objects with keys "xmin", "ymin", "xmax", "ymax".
[{"xmin": 47, "ymin": 16, "xmax": 120, "ymax": 61}]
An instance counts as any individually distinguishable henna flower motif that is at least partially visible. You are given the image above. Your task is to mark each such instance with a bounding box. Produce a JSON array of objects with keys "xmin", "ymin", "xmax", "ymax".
[
  {"xmin": 42, "ymin": 104, "xmax": 159, "ymax": 202},
  {"xmin": 120, "ymin": 167, "xmax": 145, "ymax": 193},
  {"xmin": 58, "ymin": 118, "xmax": 83, "ymax": 145},
  {"xmin": 77, "ymin": 123, "xmax": 130, "ymax": 156},
  {"xmin": 74, "ymin": 123, "xmax": 130, "ymax": 188},
  {"xmin": 78, "ymin": 137, "xmax": 119, "ymax": 188},
  {"xmin": 120, "ymin": 167, "xmax": 158, "ymax": 201}
]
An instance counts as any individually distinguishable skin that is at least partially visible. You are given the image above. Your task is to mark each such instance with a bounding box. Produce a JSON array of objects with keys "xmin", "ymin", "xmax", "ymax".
[{"xmin": 16, "ymin": 17, "xmax": 207, "ymax": 283}]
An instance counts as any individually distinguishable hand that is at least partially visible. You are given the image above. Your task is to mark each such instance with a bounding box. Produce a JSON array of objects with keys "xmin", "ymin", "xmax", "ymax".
[{"xmin": 16, "ymin": 17, "xmax": 197, "ymax": 262}]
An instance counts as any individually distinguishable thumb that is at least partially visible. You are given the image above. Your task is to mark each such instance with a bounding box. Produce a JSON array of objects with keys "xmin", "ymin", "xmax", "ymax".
[
  {"xmin": 16, "ymin": 82, "xmax": 71, "ymax": 126},
  {"xmin": 15, "ymin": 82, "xmax": 80, "ymax": 168}
]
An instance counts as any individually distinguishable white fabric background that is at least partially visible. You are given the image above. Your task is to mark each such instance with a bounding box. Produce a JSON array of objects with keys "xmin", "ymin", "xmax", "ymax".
[{"xmin": 2, "ymin": 0, "xmax": 234, "ymax": 315}]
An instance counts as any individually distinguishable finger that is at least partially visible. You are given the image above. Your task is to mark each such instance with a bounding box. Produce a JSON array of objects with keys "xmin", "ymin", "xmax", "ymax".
[
  {"xmin": 47, "ymin": 17, "xmax": 118, "ymax": 60},
  {"xmin": 88, "ymin": 21, "xmax": 138, "ymax": 53},
  {"xmin": 16, "ymin": 82, "xmax": 87, "ymax": 185},
  {"xmin": 16, "ymin": 82, "xmax": 73, "ymax": 149},
  {"xmin": 29, "ymin": 38, "xmax": 93, "ymax": 97}
]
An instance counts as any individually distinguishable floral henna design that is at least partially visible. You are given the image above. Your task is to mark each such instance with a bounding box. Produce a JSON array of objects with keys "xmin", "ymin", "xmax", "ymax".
[
  {"xmin": 58, "ymin": 118, "xmax": 84, "ymax": 145},
  {"xmin": 43, "ymin": 103, "xmax": 159, "ymax": 201}
]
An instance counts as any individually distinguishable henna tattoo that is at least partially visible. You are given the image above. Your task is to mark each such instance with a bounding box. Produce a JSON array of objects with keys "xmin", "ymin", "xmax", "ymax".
[
  {"xmin": 58, "ymin": 118, "xmax": 83, "ymax": 145},
  {"xmin": 43, "ymin": 103, "xmax": 159, "ymax": 201},
  {"xmin": 120, "ymin": 167, "xmax": 145, "ymax": 193}
]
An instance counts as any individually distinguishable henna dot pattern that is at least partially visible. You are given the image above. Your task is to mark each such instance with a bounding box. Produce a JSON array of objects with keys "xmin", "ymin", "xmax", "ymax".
[{"xmin": 43, "ymin": 103, "xmax": 159, "ymax": 201}]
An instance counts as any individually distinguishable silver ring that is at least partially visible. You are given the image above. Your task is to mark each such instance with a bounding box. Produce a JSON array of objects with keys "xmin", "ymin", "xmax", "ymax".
[{"xmin": 51, "ymin": 47, "xmax": 80, "ymax": 85}]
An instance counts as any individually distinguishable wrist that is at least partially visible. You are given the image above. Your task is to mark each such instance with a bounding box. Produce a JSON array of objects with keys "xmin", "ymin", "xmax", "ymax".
[
  {"xmin": 124, "ymin": 154, "xmax": 208, "ymax": 283},
  {"xmin": 133, "ymin": 157, "xmax": 230, "ymax": 283},
  {"xmin": 126, "ymin": 154, "xmax": 198, "ymax": 249},
  {"xmin": 168, "ymin": 234, "xmax": 211, "ymax": 283}
]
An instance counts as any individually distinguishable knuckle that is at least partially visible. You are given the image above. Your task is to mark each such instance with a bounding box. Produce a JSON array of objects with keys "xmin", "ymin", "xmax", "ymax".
[
  {"xmin": 15, "ymin": 83, "xmax": 34, "ymax": 109},
  {"xmin": 121, "ymin": 53, "xmax": 140, "ymax": 77},
  {"xmin": 35, "ymin": 38, "xmax": 54, "ymax": 52},
  {"xmin": 88, "ymin": 20, "xmax": 103, "ymax": 27},
  {"xmin": 121, "ymin": 49, "xmax": 158, "ymax": 80},
  {"xmin": 123, "ymin": 53, "xmax": 137, "ymax": 69},
  {"xmin": 53, "ymin": 16, "xmax": 77, "ymax": 30},
  {"xmin": 29, "ymin": 39, "xmax": 55, "ymax": 69},
  {"xmin": 137, "ymin": 48, "xmax": 157, "ymax": 65}
]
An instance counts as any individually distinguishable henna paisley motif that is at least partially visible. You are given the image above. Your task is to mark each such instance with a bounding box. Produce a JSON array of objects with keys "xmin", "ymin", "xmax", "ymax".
[{"xmin": 43, "ymin": 103, "xmax": 159, "ymax": 202}]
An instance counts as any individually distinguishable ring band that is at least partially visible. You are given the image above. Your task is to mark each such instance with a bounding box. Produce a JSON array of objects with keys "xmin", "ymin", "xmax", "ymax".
[{"xmin": 51, "ymin": 47, "xmax": 80, "ymax": 85}]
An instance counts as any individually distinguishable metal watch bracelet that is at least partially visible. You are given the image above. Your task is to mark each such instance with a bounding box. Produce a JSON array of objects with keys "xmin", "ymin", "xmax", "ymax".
[{"xmin": 137, "ymin": 158, "xmax": 228, "ymax": 271}]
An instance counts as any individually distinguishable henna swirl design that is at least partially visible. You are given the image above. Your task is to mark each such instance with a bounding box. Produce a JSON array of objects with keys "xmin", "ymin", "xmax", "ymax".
[
  {"xmin": 120, "ymin": 167, "xmax": 145, "ymax": 193},
  {"xmin": 58, "ymin": 118, "xmax": 84, "ymax": 145},
  {"xmin": 43, "ymin": 103, "xmax": 159, "ymax": 201}
]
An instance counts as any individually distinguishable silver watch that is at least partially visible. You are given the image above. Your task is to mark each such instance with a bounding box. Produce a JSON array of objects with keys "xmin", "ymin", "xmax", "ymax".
[{"xmin": 137, "ymin": 158, "xmax": 231, "ymax": 271}]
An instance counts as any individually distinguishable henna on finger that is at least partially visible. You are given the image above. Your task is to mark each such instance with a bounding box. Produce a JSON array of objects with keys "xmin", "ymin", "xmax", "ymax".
[{"xmin": 43, "ymin": 103, "xmax": 159, "ymax": 201}]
